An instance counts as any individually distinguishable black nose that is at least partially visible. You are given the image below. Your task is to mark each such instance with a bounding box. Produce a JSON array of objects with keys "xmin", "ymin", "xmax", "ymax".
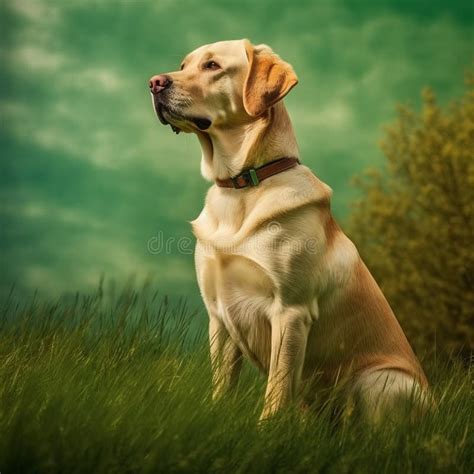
[{"xmin": 149, "ymin": 74, "xmax": 173, "ymax": 94}]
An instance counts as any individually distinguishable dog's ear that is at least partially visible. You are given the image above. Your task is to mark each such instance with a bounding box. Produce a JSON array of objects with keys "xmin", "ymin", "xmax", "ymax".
[{"xmin": 243, "ymin": 40, "xmax": 298, "ymax": 117}]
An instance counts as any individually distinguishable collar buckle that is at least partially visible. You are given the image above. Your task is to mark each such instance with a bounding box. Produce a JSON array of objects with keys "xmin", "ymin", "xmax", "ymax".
[{"xmin": 232, "ymin": 168, "xmax": 259, "ymax": 188}]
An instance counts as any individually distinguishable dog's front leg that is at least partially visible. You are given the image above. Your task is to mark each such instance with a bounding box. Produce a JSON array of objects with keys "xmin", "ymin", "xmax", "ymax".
[
  {"xmin": 260, "ymin": 307, "xmax": 312, "ymax": 421},
  {"xmin": 209, "ymin": 315, "xmax": 242, "ymax": 400}
]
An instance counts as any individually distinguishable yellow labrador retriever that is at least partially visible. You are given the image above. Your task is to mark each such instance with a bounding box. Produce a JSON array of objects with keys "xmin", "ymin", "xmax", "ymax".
[{"xmin": 149, "ymin": 39, "xmax": 428, "ymax": 422}]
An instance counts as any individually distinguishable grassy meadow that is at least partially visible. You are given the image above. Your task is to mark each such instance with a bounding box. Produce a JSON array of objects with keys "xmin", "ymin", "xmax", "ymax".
[{"xmin": 0, "ymin": 285, "xmax": 472, "ymax": 474}]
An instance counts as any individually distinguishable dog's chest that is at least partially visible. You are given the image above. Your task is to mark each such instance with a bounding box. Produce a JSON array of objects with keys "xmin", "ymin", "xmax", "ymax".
[
  {"xmin": 194, "ymin": 198, "xmax": 277, "ymax": 299},
  {"xmin": 192, "ymin": 191, "xmax": 326, "ymax": 314}
]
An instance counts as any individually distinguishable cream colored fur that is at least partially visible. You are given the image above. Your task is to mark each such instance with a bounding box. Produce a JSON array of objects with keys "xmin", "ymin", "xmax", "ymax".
[{"xmin": 150, "ymin": 39, "xmax": 428, "ymax": 423}]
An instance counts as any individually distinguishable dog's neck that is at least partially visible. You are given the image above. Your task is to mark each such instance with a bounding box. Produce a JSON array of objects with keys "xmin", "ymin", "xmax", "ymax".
[{"xmin": 196, "ymin": 101, "xmax": 299, "ymax": 181}]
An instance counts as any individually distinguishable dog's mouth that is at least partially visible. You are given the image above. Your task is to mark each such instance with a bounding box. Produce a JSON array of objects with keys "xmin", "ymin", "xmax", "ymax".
[
  {"xmin": 153, "ymin": 98, "xmax": 212, "ymax": 134},
  {"xmin": 155, "ymin": 102, "xmax": 182, "ymax": 134}
]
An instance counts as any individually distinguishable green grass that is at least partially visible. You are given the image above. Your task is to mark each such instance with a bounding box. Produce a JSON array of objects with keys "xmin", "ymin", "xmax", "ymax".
[{"xmin": 0, "ymin": 286, "xmax": 472, "ymax": 474}]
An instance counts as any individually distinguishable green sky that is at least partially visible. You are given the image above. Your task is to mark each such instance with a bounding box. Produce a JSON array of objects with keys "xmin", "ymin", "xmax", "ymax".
[{"xmin": 1, "ymin": 0, "xmax": 472, "ymax": 305}]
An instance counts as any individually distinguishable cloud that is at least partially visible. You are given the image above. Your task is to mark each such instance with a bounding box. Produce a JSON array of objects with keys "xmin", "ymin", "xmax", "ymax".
[
  {"xmin": 5, "ymin": 45, "xmax": 65, "ymax": 72},
  {"xmin": 2, "ymin": 196, "xmax": 197, "ymax": 299},
  {"xmin": 294, "ymin": 101, "xmax": 354, "ymax": 129},
  {"xmin": 2, "ymin": 201, "xmax": 105, "ymax": 230},
  {"xmin": 1, "ymin": 87, "xmax": 202, "ymax": 173},
  {"xmin": 70, "ymin": 67, "xmax": 125, "ymax": 92},
  {"xmin": 8, "ymin": 0, "xmax": 60, "ymax": 24},
  {"xmin": 19, "ymin": 236, "xmax": 196, "ymax": 299}
]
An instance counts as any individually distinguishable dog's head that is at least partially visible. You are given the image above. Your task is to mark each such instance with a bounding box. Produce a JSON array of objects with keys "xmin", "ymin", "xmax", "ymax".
[{"xmin": 149, "ymin": 39, "xmax": 298, "ymax": 134}]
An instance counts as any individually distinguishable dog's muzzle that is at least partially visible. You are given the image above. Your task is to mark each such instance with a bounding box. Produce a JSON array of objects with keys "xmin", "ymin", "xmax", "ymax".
[{"xmin": 149, "ymin": 74, "xmax": 212, "ymax": 132}]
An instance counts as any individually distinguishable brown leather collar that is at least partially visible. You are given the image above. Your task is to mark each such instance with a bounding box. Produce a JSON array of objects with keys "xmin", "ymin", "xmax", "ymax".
[{"xmin": 215, "ymin": 157, "xmax": 300, "ymax": 189}]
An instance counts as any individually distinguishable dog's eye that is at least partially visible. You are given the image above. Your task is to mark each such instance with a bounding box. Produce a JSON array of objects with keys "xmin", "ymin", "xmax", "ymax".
[
  {"xmin": 203, "ymin": 60, "xmax": 221, "ymax": 71},
  {"xmin": 180, "ymin": 63, "xmax": 185, "ymax": 70}
]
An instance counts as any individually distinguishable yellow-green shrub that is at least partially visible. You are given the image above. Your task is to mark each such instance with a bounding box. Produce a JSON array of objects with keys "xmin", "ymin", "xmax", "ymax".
[{"xmin": 348, "ymin": 76, "xmax": 474, "ymax": 360}]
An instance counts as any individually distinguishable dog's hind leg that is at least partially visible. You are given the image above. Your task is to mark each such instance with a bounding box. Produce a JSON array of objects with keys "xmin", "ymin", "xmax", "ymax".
[{"xmin": 353, "ymin": 369, "xmax": 428, "ymax": 424}]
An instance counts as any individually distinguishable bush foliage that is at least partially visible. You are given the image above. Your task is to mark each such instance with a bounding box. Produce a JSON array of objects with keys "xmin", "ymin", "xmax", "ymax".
[{"xmin": 348, "ymin": 76, "xmax": 474, "ymax": 360}]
